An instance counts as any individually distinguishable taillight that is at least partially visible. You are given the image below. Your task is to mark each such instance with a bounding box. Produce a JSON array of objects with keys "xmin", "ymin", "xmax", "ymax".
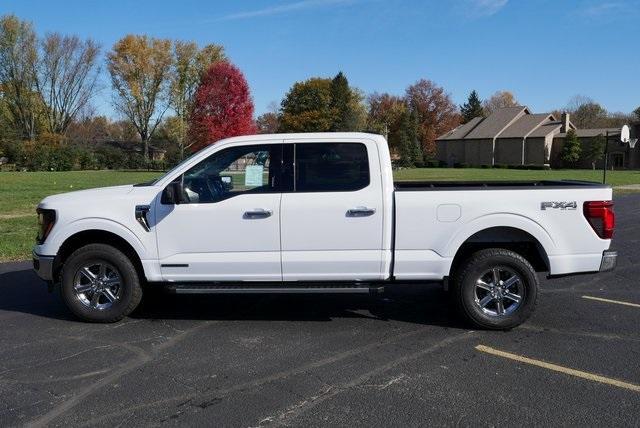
[
  {"xmin": 36, "ymin": 208, "xmax": 56, "ymax": 244},
  {"xmin": 583, "ymin": 201, "xmax": 615, "ymax": 239}
]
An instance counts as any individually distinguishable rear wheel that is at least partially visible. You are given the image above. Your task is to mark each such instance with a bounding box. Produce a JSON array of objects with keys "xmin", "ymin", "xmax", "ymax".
[
  {"xmin": 452, "ymin": 248, "xmax": 538, "ymax": 330},
  {"xmin": 61, "ymin": 244, "xmax": 143, "ymax": 323}
]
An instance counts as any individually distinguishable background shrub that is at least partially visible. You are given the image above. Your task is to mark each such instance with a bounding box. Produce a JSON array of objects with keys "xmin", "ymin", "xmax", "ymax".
[{"xmin": 94, "ymin": 146, "xmax": 126, "ymax": 169}]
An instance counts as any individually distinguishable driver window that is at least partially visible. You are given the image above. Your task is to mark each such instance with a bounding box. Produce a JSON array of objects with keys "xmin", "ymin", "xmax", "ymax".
[{"xmin": 180, "ymin": 144, "xmax": 280, "ymax": 203}]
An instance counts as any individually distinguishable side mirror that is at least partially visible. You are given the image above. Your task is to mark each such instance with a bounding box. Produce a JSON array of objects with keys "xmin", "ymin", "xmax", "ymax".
[{"xmin": 161, "ymin": 181, "xmax": 184, "ymax": 205}]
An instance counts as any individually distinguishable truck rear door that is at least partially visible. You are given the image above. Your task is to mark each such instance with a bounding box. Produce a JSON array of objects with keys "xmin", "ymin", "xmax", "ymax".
[{"xmin": 280, "ymin": 139, "xmax": 385, "ymax": 281}]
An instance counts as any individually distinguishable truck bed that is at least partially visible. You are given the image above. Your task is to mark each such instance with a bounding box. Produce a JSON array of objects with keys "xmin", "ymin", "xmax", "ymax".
[{"xmin": 394, "ymin": 180, "xmax": 609, "ymax": 191}]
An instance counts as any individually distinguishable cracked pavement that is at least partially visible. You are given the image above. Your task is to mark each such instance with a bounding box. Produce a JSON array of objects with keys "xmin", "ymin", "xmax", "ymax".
[{"xmin": 1, "ymin": 193, "xmax": 639, "ymax": 427}]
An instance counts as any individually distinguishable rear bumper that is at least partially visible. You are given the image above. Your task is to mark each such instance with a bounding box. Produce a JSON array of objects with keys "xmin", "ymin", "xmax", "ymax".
[
  {"xmin": 32, "ymin": 251, "xmax": 55, "ymax": 281},
  {"xmin": 599, "ymin": 250, "xmax": 617, "ymax": 272}
]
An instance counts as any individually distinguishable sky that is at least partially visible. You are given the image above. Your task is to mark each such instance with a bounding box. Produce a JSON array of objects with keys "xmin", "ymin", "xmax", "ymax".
[{"xmin": 3, "ymin": 0, "xmax": 639, "ymax": 118}]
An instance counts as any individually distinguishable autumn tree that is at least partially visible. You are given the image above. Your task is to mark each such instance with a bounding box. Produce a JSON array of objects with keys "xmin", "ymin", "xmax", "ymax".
[
  {"xmin": 560, "ymin": 129, "xmax": 581, "ymax": 166},
  {"xmin": 405, "ymin": 79, "xmax": 460, "ymax": 158},
  {"xmin": 483, "ymin": 90, "xmax": 519, "ymax": 115},
  {"xmin": 35, "ymin": 33, "xmax": 100, "ymax": 135},
  {"xmin": 256, "ymin": 102, "xmax": 280, "ymax": 133},
  {"xmin": 566, "ymin": 96, "xmax": 608, "ymax": 129},
  {"xmin": 279, "ymin": 78, "xmax": 334, "ymax": 132},
  {"xmin": 107, "ymin": 35, "xmax": 173, "ymax": 160},
  {"xmin": 170, "ymin": 41, "xmax": 225, "ymax": 159},
  {"xmin": 188, "ymin": 61, "xmax": 256, "ymax": 151},
  {"xmin": 366, "ymin": 92, "xmax": 407, "ymax": 155},
  {"xmin": 460, "ymin": 90, "xmax": 484, "ymax": 123},
  {"xmin": 0, "ymin": 15, "xmax": 40, "ymax": 140},
  {"xmin": 279, "ymin": 73, "xmax": 366, "ymax": 133}
]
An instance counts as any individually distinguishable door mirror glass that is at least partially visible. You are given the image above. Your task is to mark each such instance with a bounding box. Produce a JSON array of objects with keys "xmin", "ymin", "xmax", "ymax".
[{"xmin": 161, "ymin": 181, "xmax": 184, "ymax": 205}]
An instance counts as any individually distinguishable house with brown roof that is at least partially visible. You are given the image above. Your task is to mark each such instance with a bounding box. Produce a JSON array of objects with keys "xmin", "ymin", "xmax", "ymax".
[{"xmin": 436, "ymin": 106, "xmax": 638, "ymax": 169}]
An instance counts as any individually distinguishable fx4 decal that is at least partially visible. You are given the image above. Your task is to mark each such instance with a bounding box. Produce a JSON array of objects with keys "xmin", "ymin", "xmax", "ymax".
[{"xmin": 540, "ymin": 201, "xmax": 577, "ymax": 210}]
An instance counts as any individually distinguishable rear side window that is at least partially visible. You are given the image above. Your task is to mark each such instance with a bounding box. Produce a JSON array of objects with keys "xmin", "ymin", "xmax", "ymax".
[{"xmin": 295, "ymin": 143, "xmax": 370, "ymax": 192}]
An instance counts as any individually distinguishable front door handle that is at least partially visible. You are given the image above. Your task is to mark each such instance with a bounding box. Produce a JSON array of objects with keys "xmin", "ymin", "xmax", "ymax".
[
  {"xmin": 346, "ymin": 206, "xmax": 376, "ymax": 217},
  {"xmin": 243, "ymin": 208, "xmax": 273, "ymax": 219}
]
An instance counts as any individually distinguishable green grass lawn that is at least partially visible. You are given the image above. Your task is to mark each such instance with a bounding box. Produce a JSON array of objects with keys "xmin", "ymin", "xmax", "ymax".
[
  {"xmin": 1, "ymin": 168, "xmax": 639, "ymax": 261},
  {"xmin": 393, "ymin": 168, "xmax": 640, "ymax": 185},
  {"xmin": 0, "ymin": 171, "xmax": 161, "ymax": 261}
]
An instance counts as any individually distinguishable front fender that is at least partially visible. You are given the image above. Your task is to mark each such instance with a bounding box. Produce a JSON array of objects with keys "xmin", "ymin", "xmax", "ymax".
[{"xmin": 37, "ymin": 217, "xmax": 151, "ymax": 259}]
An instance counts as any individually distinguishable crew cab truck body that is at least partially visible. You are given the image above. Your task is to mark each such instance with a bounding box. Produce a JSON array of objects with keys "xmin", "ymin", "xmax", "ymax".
[{"xmin": 33, "ymin": 133, "xmax": 617, "ymax": 329}]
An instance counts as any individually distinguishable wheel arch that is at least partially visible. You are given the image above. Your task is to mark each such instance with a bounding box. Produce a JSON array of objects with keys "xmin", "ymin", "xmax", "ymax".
[
  {"xmin": 53, "ymin": 229, "xmax": 145, "ymax": 284},
  {"xmin": 448, "ymin": 225, "xmax": 551, "ymax": 276}
]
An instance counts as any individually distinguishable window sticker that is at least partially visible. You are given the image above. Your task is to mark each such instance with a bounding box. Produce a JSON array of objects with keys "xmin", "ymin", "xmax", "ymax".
[{"xmin": 244, "ymin": 165, "xmax": 264, "ymax": 187}]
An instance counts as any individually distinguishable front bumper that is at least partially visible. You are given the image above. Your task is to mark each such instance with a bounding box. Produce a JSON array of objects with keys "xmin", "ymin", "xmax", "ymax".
[
  {"xmin": 32, "ymin": 251, "xmax": 55, "ymax": 281},
  {"xmin": 599, "ymin": 250, "xmax": 617, "ymax": 272}
]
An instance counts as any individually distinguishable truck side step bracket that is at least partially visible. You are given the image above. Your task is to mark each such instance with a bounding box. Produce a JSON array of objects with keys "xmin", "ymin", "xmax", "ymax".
[{"xmin": 164, "ymin": 284, "xmax": 385, "ymax": 295}]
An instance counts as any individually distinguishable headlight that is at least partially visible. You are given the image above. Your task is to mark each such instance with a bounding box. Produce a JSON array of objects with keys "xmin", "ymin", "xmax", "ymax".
[{"xmin": 36, "ymin": 208, "xmax": 56, "ymax": 244}]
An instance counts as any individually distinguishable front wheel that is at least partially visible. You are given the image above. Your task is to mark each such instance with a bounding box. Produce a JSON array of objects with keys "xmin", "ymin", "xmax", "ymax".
[
  {"xmin": 452, "ymin": 248, "xmax": 538, "ymax": 330},
  {"xmin": 60, "ymin": 244, "xmax": 143, "ymax": 323}
]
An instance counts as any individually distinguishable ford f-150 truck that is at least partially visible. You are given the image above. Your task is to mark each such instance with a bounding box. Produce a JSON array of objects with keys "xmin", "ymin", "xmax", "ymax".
[{"xmin": 33, "ymin": 133, "xmax": 617, "ymax": 329}]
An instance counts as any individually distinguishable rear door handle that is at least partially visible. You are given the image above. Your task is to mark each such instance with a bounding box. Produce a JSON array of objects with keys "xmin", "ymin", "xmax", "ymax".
[
  {"xmin": 346, "ymin": 206, "xmax": 376, "ymax": 217},
  {"xmin": 243, "ymin": 208, "xmax": 273, "ymax": 219}
]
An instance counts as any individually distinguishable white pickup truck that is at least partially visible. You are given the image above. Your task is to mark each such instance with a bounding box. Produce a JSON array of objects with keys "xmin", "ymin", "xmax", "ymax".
[{"xmin": 33, "ymin": 133, "xmax": 617, "ymax": 329}]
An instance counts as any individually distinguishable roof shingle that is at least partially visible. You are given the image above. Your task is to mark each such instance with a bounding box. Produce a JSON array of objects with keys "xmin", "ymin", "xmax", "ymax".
[
  {"xmin": 438, "ymin": 116, "xmax": 483, "ymax": 140},
  {"xmin": 497, "ymin": 114, "xmax": 553, "ymax": 139},
  {"xmin": 464, "ymin": 106, "xmax": 528, "ymax": 139}
]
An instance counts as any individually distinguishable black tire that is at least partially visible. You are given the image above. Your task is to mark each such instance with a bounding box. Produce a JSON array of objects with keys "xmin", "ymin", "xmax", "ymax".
[
  {"xmin": 60, "ymin": 244, "xmax": 143, "ymax": 323},
  {"xmin": 452, "ymin": 248, "xmax": 538, "ymax": 330}
]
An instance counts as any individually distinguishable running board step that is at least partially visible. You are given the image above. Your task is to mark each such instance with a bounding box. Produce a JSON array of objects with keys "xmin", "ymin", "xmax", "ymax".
[{"xmin": 165, "ymin": 284, "xmax": 384, "ymax": 295}]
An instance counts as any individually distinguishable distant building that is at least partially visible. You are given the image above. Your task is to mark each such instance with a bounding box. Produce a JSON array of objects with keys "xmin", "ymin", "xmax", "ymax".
[{"xmin": 435, "ymin": 106, "xmax": 639, "ymax": 169}]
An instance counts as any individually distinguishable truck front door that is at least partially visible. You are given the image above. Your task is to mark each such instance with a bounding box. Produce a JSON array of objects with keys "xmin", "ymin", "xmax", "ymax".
[{"xmin": 154, "ymin": 143, "xmax": 286, "ymax": 281}]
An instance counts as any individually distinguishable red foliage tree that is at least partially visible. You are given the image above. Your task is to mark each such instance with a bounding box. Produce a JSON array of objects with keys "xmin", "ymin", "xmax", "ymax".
[
  {"xmin": 405, "ymin": 79, "xmax": 460, "ymax": 158},
  {"xmin": 188, "ymin": 61, "xmax": 256, "ymax": 151}
]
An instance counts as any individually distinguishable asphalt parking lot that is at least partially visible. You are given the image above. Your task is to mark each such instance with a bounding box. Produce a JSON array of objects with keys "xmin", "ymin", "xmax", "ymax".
[{"xmin": 1, "ymin": 194, "xmax": 639, "ymax": 427}]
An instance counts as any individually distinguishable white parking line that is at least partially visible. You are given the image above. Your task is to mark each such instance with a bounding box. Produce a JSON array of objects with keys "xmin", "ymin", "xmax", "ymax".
[
  {"xmin": 475, "ymin": 344, "xmax": 640, "ymax": 392},
  {"xmin": 582, "ymin": 295, "xmax": 640, "ymax": 308}
]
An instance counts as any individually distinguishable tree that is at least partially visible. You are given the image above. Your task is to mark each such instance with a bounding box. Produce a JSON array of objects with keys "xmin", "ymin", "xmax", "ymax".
[
  {"xmin": 405, "ymin": 79, "xmax": 460, "ymax": 158},
  {"xmin": 0, "ymin": 15, "xmax": 40, "ymax": 140},
  {"xmin": 482, "ymin": 90, "xmax": 519, "ymax": 115},
  {"xmin": 279, "ymin": 77, "xmax": 334, "ymax": 132},
  {"xmin": 565, "ymin": 95, "xmax": 608, "ymax": 128},
  {"xmin": 256, "ymin": 112, "xmax": 279, "ymax": 134},
  {"xmin": 391, "ymin": 109, "xmax": 422, "ymax": 167},
  {"xmin": 279, "ymin": 72, "xmax": 366, "ymax": 133},
  {"xmin": 560, "ymin": 129, "xmax": 581, "ymax": 166},
  {"xmin": 188, "ymin": 61, "xmax": 256, "ymax": 151},
  {"xmin": 255, "ymin": 101, "xmax": 280, "ymax": 134},
  {"xmin": 107, "ymin": 35, "xmax": 173, "ymax": 160},
  {"xmin": 583, "ymin": 134, "xmax": 605, "ymax": 169},
  {"xmin": 35, "ymin": 33, "xmax": 100, "ymax": 135},
  {"xmin": 170, "ymin": 40, "xmax": 225, "ymax": 159},
  {"xmin": 460, "ymin": 90, "xmax": 484, "ymax": 123},
  {"xmin": 330, "ymin": 71, "xmax": 353, "ymax": 131},
  {"xmin": 634, "ymin": 106, "xmax": 640, "ymax": 122},
  {"xmin": 366, "ymin": 92, "xmax": 407, "ymax": 155}
]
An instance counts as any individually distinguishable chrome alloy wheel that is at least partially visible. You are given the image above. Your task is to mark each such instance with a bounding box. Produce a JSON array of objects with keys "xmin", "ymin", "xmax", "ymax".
[
  {"xmin": 474, "ymin": 267, "xmax": 523, "ymax": 316},
  {"xmin": 73, "ymin": 262, "xmax": 122, "ymax": 310}
]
